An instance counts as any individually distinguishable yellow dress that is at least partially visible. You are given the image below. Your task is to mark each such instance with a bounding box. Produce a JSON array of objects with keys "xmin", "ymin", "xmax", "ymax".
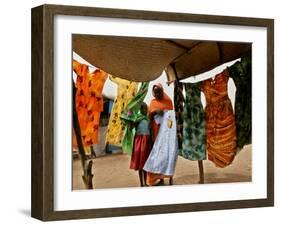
[{"xmin": 106, "ymin": 75, "xmax": 138, "ymax": 146}]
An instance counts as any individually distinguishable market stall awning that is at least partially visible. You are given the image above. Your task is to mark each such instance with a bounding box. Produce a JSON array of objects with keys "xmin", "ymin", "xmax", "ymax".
[{"xmin": 73, "ymin": 34, "xmax": 251, "ymax": 81}]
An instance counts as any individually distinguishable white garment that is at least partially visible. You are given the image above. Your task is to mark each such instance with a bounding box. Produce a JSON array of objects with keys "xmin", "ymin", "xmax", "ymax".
[
  {"xmin": 143, "ymin": 110, "xmax": 178, "ymax": 176},
  {"xmin": 93, "ymin": 126, "xmax": 107, "ymax": 156}
]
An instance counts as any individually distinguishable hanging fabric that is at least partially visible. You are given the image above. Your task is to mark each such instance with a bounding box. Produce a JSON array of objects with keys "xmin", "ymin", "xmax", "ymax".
[
  {"xmin": 72, "ymin": 60, "xmax": 108, "ymax": 149},
  {"xmin": 106, "ymin": 75, "xmax": 138, "ymax": 146},
  {"xmin": 201, "ymin": 70, "xmax": 237, "ymax": 168},
  {"xmin": 179, "ymin": 82, "xmax": 207, "ymax": 161},
  {"xmin": 173, "ymin": 81, "xmax": 185, "ymax": 150},
  {"xmin": 228, "ymin": 56, "xmax": 252, "ymax": 149},
  {"xmin": 120, "ymin": 82, "xmax": 150, "ymax": 155}
]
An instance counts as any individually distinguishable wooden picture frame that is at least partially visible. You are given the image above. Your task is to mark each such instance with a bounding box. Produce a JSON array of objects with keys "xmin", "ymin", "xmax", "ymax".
[{"xmin": 31, "ymin": 4, "xmax": 274, "ymax": 221}]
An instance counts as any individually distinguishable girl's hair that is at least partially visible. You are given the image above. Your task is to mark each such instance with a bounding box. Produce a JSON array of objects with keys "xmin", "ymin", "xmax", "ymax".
[{"xmin": 140, "ymin": 102, "xmax": 148, "ymax": 114}]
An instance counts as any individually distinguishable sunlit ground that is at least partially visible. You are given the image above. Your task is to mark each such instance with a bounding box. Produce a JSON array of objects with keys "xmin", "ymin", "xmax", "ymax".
[{"xmin": 72, "ymin": 145, "xmax": 252, "ymax": 190}]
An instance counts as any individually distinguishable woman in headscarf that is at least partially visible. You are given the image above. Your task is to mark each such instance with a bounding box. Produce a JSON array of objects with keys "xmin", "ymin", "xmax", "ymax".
[
  {"xmin": 149, "ymin": 84, "xmax": 174, "ymax": 140},
  {"xmin": 144, "ymin": 83, "xmax": 175, "ymax": 186}
]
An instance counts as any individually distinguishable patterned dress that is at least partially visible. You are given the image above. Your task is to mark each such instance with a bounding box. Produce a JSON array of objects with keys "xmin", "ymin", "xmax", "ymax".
[
  {"xmin": 228, "ymin": 57, "xmax": 252, "ymax": 149},
  {"xmin": 201, "ymin": 70, "xmax": 237, "ymax": 168},
  {"xmin": 120, "ymin": 82, "xmax": 149, "ymax": 155},
  {"xmin": 179, "ymin": 82, "xmax": 206, "ymax": 161},
  {"xmin": 106, "ymin": 76, "xmax": 138, "ymax": 146},
  {"xmin": 173, "ymin": 81, "xmax": 185, "ymax": 150},
  {"xmin": 73, "ymin": 60, "xmax": 108, "ymax": 149}
]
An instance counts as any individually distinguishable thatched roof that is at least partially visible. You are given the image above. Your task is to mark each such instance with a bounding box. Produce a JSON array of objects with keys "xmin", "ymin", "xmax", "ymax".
[{"xmin": 73, "ymin": 34, "xmax": 251, "ymax": 81}]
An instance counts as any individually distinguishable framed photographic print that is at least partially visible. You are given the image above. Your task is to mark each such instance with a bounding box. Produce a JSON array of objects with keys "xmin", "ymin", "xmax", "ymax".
[{"xmin": 31, "ymin": 4, "xmax": 274, "ymax": 221}]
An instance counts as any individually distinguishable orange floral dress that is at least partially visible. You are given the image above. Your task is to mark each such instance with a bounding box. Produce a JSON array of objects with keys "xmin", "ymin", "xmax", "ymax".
[
  {"xmin": 201, "ymin": 70, "xmax": 237, "ymax": 168},
  {"xmin": 72, "ymin": 60, "xmax": 108, "ymax": 149}
]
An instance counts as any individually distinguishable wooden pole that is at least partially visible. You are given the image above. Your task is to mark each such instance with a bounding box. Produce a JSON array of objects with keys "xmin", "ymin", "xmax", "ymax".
[
  {"xmin": 198, "ymin": 160, "xmax": 204, "ymax": 184},
  {"xmin": 72, "ymin": 80, "xmax": 94, "ymax": 189},
  {"xmin": 90, "ymin": 145, "xmax": 97, "ymax": 158}
]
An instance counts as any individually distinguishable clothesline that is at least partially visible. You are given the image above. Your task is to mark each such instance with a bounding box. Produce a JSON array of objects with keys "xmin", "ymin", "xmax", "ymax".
[{"xmin": 72, "ymin": 55, "xmax": 252, "ymax": 187}]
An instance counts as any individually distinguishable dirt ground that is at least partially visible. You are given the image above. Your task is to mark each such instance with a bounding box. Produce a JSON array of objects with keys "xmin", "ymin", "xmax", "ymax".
[{"xmin": 72, "ymin": 145, "xmax": 252, "ymax": 190}]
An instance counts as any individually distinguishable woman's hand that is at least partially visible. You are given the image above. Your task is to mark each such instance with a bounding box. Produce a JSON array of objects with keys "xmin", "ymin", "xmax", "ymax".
[
  {"xmin": 155, "ymin": 109, "xmax": 164, "ymax": 116},
  {"xmin": 149, "ymin": 109, "xmax": 163, "ymax": 120}
]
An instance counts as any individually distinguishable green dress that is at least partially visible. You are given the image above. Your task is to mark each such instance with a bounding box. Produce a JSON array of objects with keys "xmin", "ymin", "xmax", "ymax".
[
  {"xmin": 179, "ymin": 82, "xmax": 206, "ymax": 160},
  {"xmin": 120, "ymin": 82, "xmax": 149, "ymax": 155},
  {"xmin": 228, "ymin": 56, "xmax": 252, "ymax": 149}
]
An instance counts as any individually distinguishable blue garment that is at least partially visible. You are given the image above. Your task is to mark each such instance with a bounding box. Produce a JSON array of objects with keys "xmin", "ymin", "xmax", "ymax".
[
  {"xmin": 109, "ymin": 100, "xmax": 113, "ymax": 113},
  {"xmin": 143, "ymin": 110, "xmax": 178, "ymax": 176},
  {"xmin": 136, "ymin": 119, "xmax": 150, "ymax": 135}
]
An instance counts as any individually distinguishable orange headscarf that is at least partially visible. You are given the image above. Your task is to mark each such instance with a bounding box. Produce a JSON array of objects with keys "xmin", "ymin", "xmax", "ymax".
[
  {"xmin": 149, "ymin": 83, "xmax": 173, "ymax": 113},
  {"xmin": 149, "ymin": 83, "xmax": 173, "ymax": 141}
]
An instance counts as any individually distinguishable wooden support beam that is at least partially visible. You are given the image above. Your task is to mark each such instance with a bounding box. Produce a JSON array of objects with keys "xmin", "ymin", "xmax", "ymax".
[
  {"xmin": 198, "ymin": 160, "xmax": 204, "ymax": 184},
  {"xmin": 72, "ymin": 80, "xmax": 94, "ymax": 189}
]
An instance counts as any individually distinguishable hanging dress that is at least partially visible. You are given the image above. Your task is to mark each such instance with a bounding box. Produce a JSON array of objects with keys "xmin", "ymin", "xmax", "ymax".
[
  {"xmin": 201, "ymin": 70, "xmax": 237, "ymax": 168},
  {"xmin": 173, "ymin": 81, "xmax": 185, "ymax": 150},
  {"xmin": 228, "ymin": 56, "xmax": 252, "ymax": 149},
  {"xmin": 120, "ymin": 82, "xmax": 150, "ymax": 155},
  {"xmin": 106, "ymin": 75, "xmax": 138, "ymax": 146},
  {"xmin": 179, "ymin": 82, "xmax": 207, "ymax": 161},
  {"xmin": 143, "ymin": 110, "xmax": 178, "ymax": 182},
  {"xmin": 72, "ymin": 60, "xmax": 108, "ymax": 149}
]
